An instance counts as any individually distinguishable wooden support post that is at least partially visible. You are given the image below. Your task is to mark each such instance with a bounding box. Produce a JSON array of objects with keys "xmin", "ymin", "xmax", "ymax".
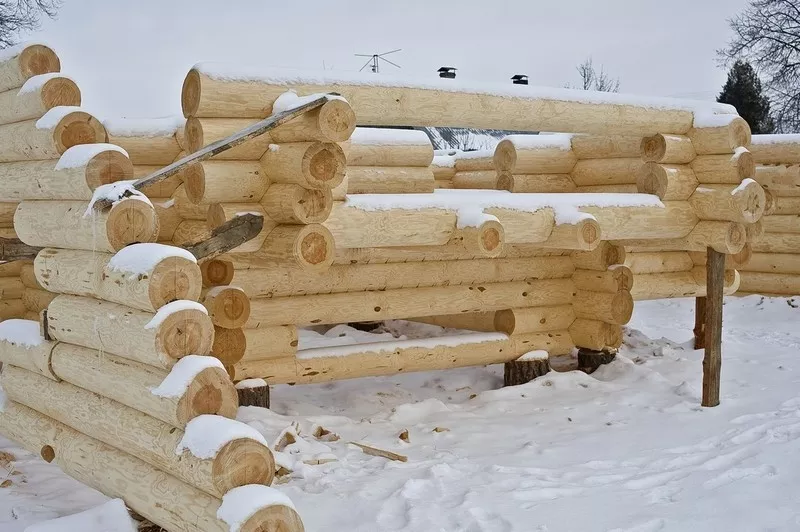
[
  {"xmin": 693, "ymin": 297, "xmax": 706, "ymax": 350},
  {"xmin": 577, "ymin": 348, "xmax": 616, "ymax": 374},
  {"xmin": 237, "ymin": 384, "xmax": 270, "ymax": 409},
  {"xmin": 702, "ymin": 248, "xmax": 724, "ymax": 407},
  {"xmin": 504, "ymin": 353, "xmax": 551, "ymax": 386}
]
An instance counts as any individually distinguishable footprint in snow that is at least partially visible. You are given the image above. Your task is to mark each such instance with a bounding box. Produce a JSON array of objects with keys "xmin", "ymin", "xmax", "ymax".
[{"xmin": 703, "ymin": 464, "xmax": 776, "ymax": 490}]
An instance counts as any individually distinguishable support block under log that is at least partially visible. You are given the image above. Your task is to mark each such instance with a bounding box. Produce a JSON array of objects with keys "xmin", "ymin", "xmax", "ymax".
[
  {"xmin": 577, "ymin": 348, "xmax": 617, "ymax": 374},
  {"xmin": 237, "ymin": 384, "xmax": 270, "ymax": 409},
  {"xmin": 504, "ymin": 354, "xmax": 551, "ymax": 386}
]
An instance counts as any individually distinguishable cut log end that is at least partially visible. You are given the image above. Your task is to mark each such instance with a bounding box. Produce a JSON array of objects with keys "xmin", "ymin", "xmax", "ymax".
[
  {"xmin": 304, "ymin": 142, "xmax": 346, "ymax": 189},
  {"xmin": 40, "ymin": 77, "xmax": 81, "ymax": 110},
  {"xmin": 640, "ymin": 134, "xmax": 667, "ymax": 162},
  {"xmin": 106, "ymin": 198, "xmax": 160, "ymax": 251},
  {"xmin": 730, "ymin": 117, "xmax": 752, "ymax": 151},
  {"xmin": 200, "ymin": 258, "xmax": 234, "ymax": 287},
  {"xmin": 238, "ymin": 504, "xmax": 305, "ymax": 532},
  {"xmin": 85, "ymin": 149, "xmax": 134, "ymax": 190},
  {"xmin": 737, "ymin": 151, "xmax": 756, "ymax": 180},
  {"xmin": 53, "ymin": 111, "xmax": 107, "ymax": 153},
  {"xmin": 261, "ymin": 184, "xmax": 333, "ymax": 224},
  {"xmin": 155, "ymin": 308, "xmax": 215, "ymax": 360},
  {"xmin": 184, "ymin": 116, "xmax": 204, "ymax": 152},
  {"xmin": 212, "ymin": 326, "xmax": 246, "ymax": 366},
  {"xmin": 316, "ymin": 99, "xmax": 357, "ymax": 142},
  {"xmin": 493, "ymin": 139, "xmax": 516, "ymax": 172},
  {"xmin": 204, "ymin": 286, "xmax": 251, "ymax": 329},
  {"xmin": 636, "ymin": 162, "xmax": 667, "ymax": 198},
  {"xmin": 19, "ymin": 44, "xmax": 60, "ymax": 79},
  {"xmin": 212, "ymin": 438, "xmax": 276, "ymax": 493},
  {"xmin": 148, "ymin": 256, "xmax": 203, "ymax": 309},
  {"xmin": 176, "ymin": 366, "xmax": 238, "ymax": 425},
  {"xmin": 181, "ymin": 69, "xmax": 202, "ymax": 118},
  {"xmin": 183, "ymin": 164, "xmax": 206, "ymax": 204}
]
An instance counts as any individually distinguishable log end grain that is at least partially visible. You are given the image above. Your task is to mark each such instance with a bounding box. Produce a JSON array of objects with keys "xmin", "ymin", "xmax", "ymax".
[
  {"xmin": 317, "ymin": 99, "xmax": 357, "ymax": 142},
  {"xmin": 176, "ymin": 365, "xmax": 238, "ymax": 425},
  {"xmin": 181, "ymin": 69, "xmax": 202, "ymax": 118},
  {"xmin": 238, "ymin": 504, "xmax": 305, "ymax": 532},
  {"xmin": 204, "ymin": 286, "xmax": 250, "ymax": 329},
  {"xmin": 19, "ymin": 44, "xmax": 60, "ymax": 79},
  {"xmin": 54, "ymin": 111, "xmax": 107, "ymax": 154},
  {"xmin": 200, "ymin": 257, "xmax": 234, "ymax": 287},
  {"xmin": 41, "ymin": 76, "xmax": 81, "ymax": 110},
  {"xmin": 304, "ymin": 142, "xmax": 346, "ymax": 189},
  {"xmin": 106, "ymin": 198, "xmax": 160, "ymax": 251},
  {"xmin": 85, "ymin": 149, "xmax": 134, "ymax": 190},
  {"xmin": 156, "ymin": 307, "xmax": 215, "ymax": 359},
  {"xmin": 212, "ymin": 326, "xmax": 246, "ymax": 366},
  {"xmin": 212, "ymin": 437, "xmax": 276, "ymax": 493},
  {"xmin": 148, "ymin": 256, "xmax": 203, "ymax": 309}
]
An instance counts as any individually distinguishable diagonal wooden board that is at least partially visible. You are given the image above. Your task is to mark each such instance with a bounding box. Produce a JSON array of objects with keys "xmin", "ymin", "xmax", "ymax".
[{"xmin": 91, "ymin": 95, "xmax": 332, "ymax": 210}]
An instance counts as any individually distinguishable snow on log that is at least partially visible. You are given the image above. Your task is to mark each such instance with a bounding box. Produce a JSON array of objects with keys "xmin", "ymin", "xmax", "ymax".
[
  {"xmin": 0, "ymin": 107, "xmax": 106, "ymax": 162},
  {"xmin": 1, "ymin": 366, "xmax": 273, "ymax": 497},
  {"xmin": 689, "ymin": 115, "xmax": 751, "ymax": 155},
  {"xmin": 0, "ymin": 318, "xmax": 58, "ymax": 379},
  {"xmin": 493, "ymin": 135, "xmax": 577, "ymax": 174},
  {"xmin": 46, "ymin": 295, "xmax": 214, "ymax": 369},
  {"xmin": 0, "ymin": 43, "xmax": 60, "ymax": 93},
  {"xmin": 14, "ymin": 197, "xmax": 158, "ymax": 252},
  {"xmin": 104, "ymin": 117, "xmax": 183, "ymax": 166},
  {"xmin": 181, "ymin": 64, "xmax": 732, "ymax": 135},
  {"xmin": 34, "ymin": 245, "xmax": 201, "ymax": 312},
  {"xmin": 0, "ymin": 74, "xmax": 79, "ymax": 125}
]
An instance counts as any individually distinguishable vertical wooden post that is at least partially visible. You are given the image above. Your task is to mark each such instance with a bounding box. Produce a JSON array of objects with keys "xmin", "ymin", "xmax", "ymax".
[
  {"xmin": 693, "ymin": 297, "xmax": 706, "ymax": 349},
  {"xmin": 702, "ymin": 248, "xmax": 724, "ymax": 407}
]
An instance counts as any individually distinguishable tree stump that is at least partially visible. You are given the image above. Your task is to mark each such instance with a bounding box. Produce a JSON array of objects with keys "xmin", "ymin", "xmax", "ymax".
[
  {"xmin": 577, "ymin": 348, "xmax": 617, "ymax": 374},
  {"xmin": 237, "ymin": 384, "xmax": 270, "ymax": 408},
  {"xmin": 504, "ymin": 354, "xmax": 551, "ymax": 386}
]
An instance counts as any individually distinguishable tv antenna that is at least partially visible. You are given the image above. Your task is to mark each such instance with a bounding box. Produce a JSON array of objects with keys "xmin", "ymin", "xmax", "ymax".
[{"xmin": 355, "ymin": 49, "xmax": 402, "ymax": 73}]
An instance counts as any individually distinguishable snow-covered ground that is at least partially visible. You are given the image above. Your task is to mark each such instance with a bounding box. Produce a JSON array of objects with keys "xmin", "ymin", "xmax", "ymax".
[{"xmin": 2, "ymin": 295, "xmax": 799, "ymax": 531}]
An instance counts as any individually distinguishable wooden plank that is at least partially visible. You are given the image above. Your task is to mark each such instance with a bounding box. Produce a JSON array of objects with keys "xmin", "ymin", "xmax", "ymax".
[
  {"xmin": 702, "ymin": 248, "xmax": 724, "ymax": 407},
  {"xmin": 183, "ymin": 213, "xmax": 264, "ymax": 260},
  {"xmin": 92, "ymin": 96, "xmax": 330, "ymax": 210}
]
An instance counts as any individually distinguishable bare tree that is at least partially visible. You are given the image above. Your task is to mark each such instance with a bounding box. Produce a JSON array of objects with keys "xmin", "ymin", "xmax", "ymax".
[
  {"xmin": 719, "ymin": 0, "xmax": 800, "ymax": 132},
  {"xmin": 0, "ymin": 0, "xmax": 60, "ymax": 48},
  {"xmin": 572, "ymin": 58, "xmax": 620, "ymax": 92}
]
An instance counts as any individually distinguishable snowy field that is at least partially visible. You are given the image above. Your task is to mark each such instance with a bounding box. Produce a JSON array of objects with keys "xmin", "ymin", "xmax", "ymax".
[{"xmin": 1, "ymin": 295, "xmax": 799, "ymax": 531}]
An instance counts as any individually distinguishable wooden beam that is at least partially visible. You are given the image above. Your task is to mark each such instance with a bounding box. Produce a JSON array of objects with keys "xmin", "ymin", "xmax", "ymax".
[
  {"xmin": 702, "ymin": 248, "xmax": 724, "ymax": 407},
  {"xmin": 693, "ymin": 297, "xmax": 706, "ymax": 350},
  {"xmin": 91, "ymin": 95, "xmax": 330, "ymax": 210},
  {"xmin": 183, "ymin": 213, "xmax": 264, "ymax": 260}
]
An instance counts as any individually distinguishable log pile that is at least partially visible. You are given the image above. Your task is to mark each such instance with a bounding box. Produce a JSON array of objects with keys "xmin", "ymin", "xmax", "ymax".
[
  {"xmin": 736, "ymin": 134, "xmax": 800, "ymax": 295},
  {"xmin": 0, "ymin": 44, "xmax": 303, "ymax": 532}
]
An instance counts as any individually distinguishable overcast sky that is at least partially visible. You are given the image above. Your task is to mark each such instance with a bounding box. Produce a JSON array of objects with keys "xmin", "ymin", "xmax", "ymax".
[{"xmin": 24, "ymin": 0, "xmax": 752, "ymax": 118}]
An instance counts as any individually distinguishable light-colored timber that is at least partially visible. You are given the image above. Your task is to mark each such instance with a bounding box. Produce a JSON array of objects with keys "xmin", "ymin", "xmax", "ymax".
[
  {"xmin": 202, "ymin": 286, "xmax": 250, "ymax": 329},
  {"xmin": 184, "ymin": 160, "xmax": 268, "ymax": 204},
  {"xmin": 573, "ymin": 289, "xmax": 633, "ymax": 325},
  {"xmin": 624, "ymin": 251, "xmax": 694, "ymax": 274},
  {"xmin": 0, "ymin": 109, "xmax": 106, "ymax": 163},
  {"xmin": 260, "ymin": 141, "xmax": 346, "ymax": 189},
  {"xmin": 260, "ymin": 183, "xmax": 332, "ymax": 224},
  {"xmin": 573, "ymin": 266, "xmax": 633, "ymax": 293},
  {"xmin": 691, "ymin": 149, "xmax": 755, "ymax": 184},
  {"xmin": 738, "ymin": 271, "xmax": 800, "ymax": 295},
  {"xmin": 493, "ymin": 306, "xmax": 576, "ymax": 335},
  {"xmin": 569, "ymin": 318, "xmax": 622, "ymax": 351},
  {"xmin": 636, "ymin": 163, "xmax": 698, "ymax": 200},
  {"xmin": 493, "ymin": 138, "xmax": 577, "ymax": 173},
  {"xmin": 688, "ymin": 180, "xmax": 765, "ymax": 224},
  {"xmin": 640, "ymin": 134, "xmax": 696, "ymax": 164},
  {"xmin": 0, "ymin": 75, "xmax": 80, "ymax": 125},
  {"xmin": 570, "ymin": 158, "xmax": 642, "ymax": 186},
  {"xmin": 497, "ymin": 173, "xmax": 576, "ymax": 193},
  {"xmin": 0, "ymin": 44, "xmax": 60, "ymax": 93},
  {"xmin": 0, "ymin": 330, "xmax": 58, "ymax": 380},
  {"xmin": 689, "ymin": 117, "xmax": 751, "ymax": 155}
]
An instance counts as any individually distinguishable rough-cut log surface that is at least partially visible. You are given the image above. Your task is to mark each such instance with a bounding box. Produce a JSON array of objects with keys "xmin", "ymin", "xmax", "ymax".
[
  {"xmin": 237, "ymin": 384, "xmax": 270, "ymax": 408},
  {"xmin": 504, "ymin": 356, "xmax": 551, "ymax": 386},
  {"xmin": 577, "ymin": 348, "xmax": 617, "ymax": 374}
]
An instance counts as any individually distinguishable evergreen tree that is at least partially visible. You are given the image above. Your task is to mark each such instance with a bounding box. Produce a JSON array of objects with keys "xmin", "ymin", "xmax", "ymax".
[{"xmin": 717, "ymin": 60, "xmax": 775, "ymax": 134}]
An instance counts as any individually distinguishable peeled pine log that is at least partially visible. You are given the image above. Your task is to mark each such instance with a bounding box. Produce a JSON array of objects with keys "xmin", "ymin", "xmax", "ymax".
[
  {"xmin": 0, "ymin": 44, "xmax": 60, "ymax": 93},
  {"xmin": 453, "ymin": 151, "xmax": 494, "ymax": 172},
  {"xmin": 0, "ymin": 330, "xmax": 58, "ymax": 380},
  {"xmin": 173, "ymin": 184, "xmax": 210, "ymax": 220},
  {"xmin": 493, "ymin": 137, "xmax": 577, "ymax": 173},
  {"xmin": 631, "ymin": 268, "xmax": 740, "ymax": 300},
  {"xmin": 742, "ymin": 252, "xmax": 800, "ymax": 274},
  {"xmin": 0, "ymin": 202, "xmax": 16, "ymax": 228},
  {"xmin": 689, "ymin": 116, "xmax": 751, "ymax": 155},
  {"xmin": 688, "ymin": 180, "xmax": 765, "ymax": 224},
  {"xmin": 184, "ymin": 161, "xmax": 267, "ymax": 204},
  {"xmin": 574, "ymin": 184, "xmax": 639, "ymax": 194},
  {"xmin": 497, "ymin": 173, "xmax": 576, "ymax": 193},
  {"xmin": 153, "ymin": 201, "xmax": 182, "ymax": 241},
  {"xmin": 47, "ymin": 295, "xmax": 214, "ymax": 368},
  {"xmin": 185, "ymin": 117, "xmax": 271, "ymax": 160},
  {"xmin": 493, "ymin": 305, "xmax": 575, "ymax": 334},
  {"xmin": 347, "ymin": 166, "xmax": 435, "ymax": 194},
  {"xmin": 636, "ymin": 163, "xmax": 698, "ymax": 200},
  {"xmin": 640, "ymin": 134, "xmax": 695, "ymax": 164},
  {"xmin": 22, "ymin": 288, "xmax": 55, "ymax": 313},
  {"xmin": 261, "ymin": 184, "xmax": 332, "ymax": 224},
  {"xmin": 231, "ymin": 223, "xmax": 334, "ymax": 271},
  {"xmin": 2, "ymin": 366, "xmax": 275, "ymax": 498},
  {"xmin": 432, "ymin": 163, "xmax": 456, "ymax": 181},
  {"xmin": 15, "ymin": 198, "xmax": 159, "ymax": 253},
  {"xmin": 51, "ymin": 343, "xmax": 237, "ymax": 427},
  {"xmin": 573, "ymin": 289, "xmax": 633, "ymax": 325},
  {"xmin": 535, "ymin": 218, "xmax": 601, "ymax": 251},
  {"xmin": 239, "ymin": 326, "xmax": 298, "ymax": 361},
  {"xmin": 0, "ymin": 299, "xmax": 25, "ymax": 319},
  {"xmin": 260, "ymin": 141, "xmax": 346, "ymax": 189},
  {"xmin": 409, "ymin": 312, "xmax": 498, "ymax": 332},
  {"xmin": 34, "ymin": 247, "xmax": 202, "ymax": 312},
  {"xmin": 570, "ymin": 158, "xmax": 641, "ymax": 186},
  {"xmin": 750, "ymin": 232, "xmax": 800, "ymax": 254},
  {"xmin": 333, "ymin": 243, "xmax": 567, "ymax": 264},
  {"xmin": 573, "ymin": 266, "xmax": 633, "ymax": 293},
  {"xmin": 762, "ymin": 215, "xmax": 800, "ymax": 234},
  {"xmin": 324, "ymin": 204, "xmax": 455, "ymax": 248},
  {"xmin": 232, "ymin": 256, "xmax": 574, "ymax": 298},
  {"xmin": 181, "ymin": 67, "xmax": 695, "ymax": 135},
  {"xmin": 202, "ymin": 286, "xmax": 250, "ymax": 329},
  {"xmin": 451, "ymin": 170, "xmax": 498, "ymax": 190},
  {"xmin": 173, "ymin": 220, "xmax": 212, "ymax": 246},
  {"xmin": 624, "ymin": 251, "xmax": 694, "ymax": 274},
  {"xmin": 753, "ymin": 165, "xmax": 800, "ymax": 196},
  {"xmin": 570, "ymin": 135, "xmax": 643, "ymax": 159},
  {"xmin": 247, "ymin": 278, "xmax": 576, "ymax": 328},
  {"xmin": 106, "ymin": 132, "xmax": 181, "ymax": 166},
  {"xmin": 581, "ymin": 202, "xmax": 698, "ymax": 240},
  {"xmin": 19, "ymin": 262, "xmax": 38, "ymax": 288},
  {"xmin": 450, "ymin": 219, "xmax": 505, "ymax": 258},
  {"xmin": 0, "ymin": 402, "xmax": 301, "ymax": 532},
  {"xmin": 0, "ymin": 277, "xmax": 23, "ymax": 299},
  {"xmin": 746, "ymin": 221, "xmax": 764, "ymax": 243},
  {"xmin": 0, "ymin": 75, "xmax": 79, "ymax": 125},
  {"xmin": 738, "ymin": 271, "xmax": 800, "ymax": 295},
  {"xmin": 0, "ymin": 261, "xmax": 27, "ymax": 277},
  {"xmin": 0, "ymin": 146, "xmax": 132, "ymax": 201},
  {"xmin": 620, "ymin": 221, "xmax": 747, "ymax": 254},
  {"xmin": 749, "ymin": 137, "xmax": 800, "ymax": 165},
  {"xmin": 763, "ymin": 189, "xmax": 777, "ymax": 216},
  {"xmin": 0, "ymin": 109, "xmax": 106, "ymax": 163},
  {"xmin": 347, "ymin": 129, "xmax": 433, "ymax": 167},
  {"xmin": 571, "ymin": 242, "xmax": 626, "ymax": 271},
  {"xmin": 688, "ymin": 246, "xmax": 752, "ymax": 270},
  {"xmin": 774, "ymin": 197, "xmax": 800, "ymax": 215},
  {"xmin": 691, "ymin": 149, "xmax": 755, "ymax": 184},
  {"xmin": 569, "ymin": 319, "xmax": 622, "ymax": 351},
  {"xmin": 234, "ymin": 332, "xmax": 573, "ymax": 383}
]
